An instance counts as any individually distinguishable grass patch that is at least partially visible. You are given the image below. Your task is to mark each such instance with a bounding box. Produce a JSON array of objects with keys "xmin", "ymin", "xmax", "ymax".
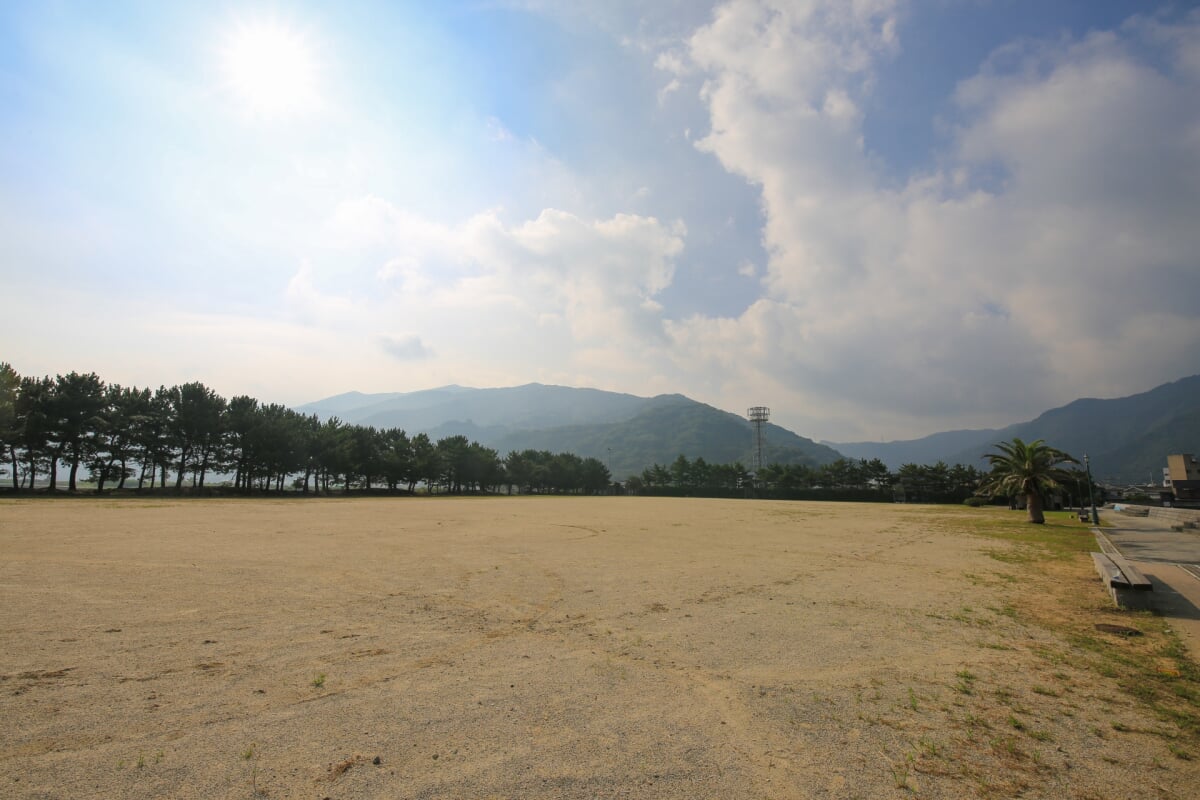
[
  {"xmin": 926, "ymin": 506, "xmax": 1200, "ymax": 746},
  {"xmin": 922, "ymin": 507, "xmax": 1097, "ymax": 562}
]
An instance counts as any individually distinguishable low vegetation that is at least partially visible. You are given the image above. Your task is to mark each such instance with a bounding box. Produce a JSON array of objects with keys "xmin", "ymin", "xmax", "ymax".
[{"xmin": 927, "ymin": 506, "xmax": 1200, "ymax": 746}]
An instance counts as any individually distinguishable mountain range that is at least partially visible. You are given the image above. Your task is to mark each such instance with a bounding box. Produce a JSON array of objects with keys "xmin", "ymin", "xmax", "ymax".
[
  {"xmin": 297, "ymin": 374, "xmax": 1200, "ymax": 484},
  {"xmin": 830, "ymin": 374, "xmax": 1200, "ymax": 484},
  {"xmin": 295, "ymin": 384, "xmax": 841, "ymax": 479}
]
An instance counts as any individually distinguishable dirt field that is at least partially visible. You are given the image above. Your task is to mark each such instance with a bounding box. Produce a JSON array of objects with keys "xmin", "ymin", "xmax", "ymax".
[{"xmin": 1, "ymin": 497, "xmax": 1196, "ymax": 799}]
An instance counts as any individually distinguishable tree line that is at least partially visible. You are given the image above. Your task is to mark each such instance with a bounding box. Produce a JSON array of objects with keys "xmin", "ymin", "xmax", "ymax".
[
  {"xmin": 628, "ymin": 451, "xmax": 1096, "ymax": 507},
  {"xmin": 0, "ymin": 363, "xmax": 1097, "ymax": 506},
  {"xmin": 0, "ymin": 364, "xmax": 611, "ymax": 495},
  {"xmin": 628, "ymin": 453, "xmax": 985, "ymax": 501}
]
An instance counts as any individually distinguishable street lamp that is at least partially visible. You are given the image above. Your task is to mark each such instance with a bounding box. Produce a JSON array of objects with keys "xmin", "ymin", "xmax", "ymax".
[{"xmin": 1083, "ymin": 454, "xmax": 1099, "ymax": 525}]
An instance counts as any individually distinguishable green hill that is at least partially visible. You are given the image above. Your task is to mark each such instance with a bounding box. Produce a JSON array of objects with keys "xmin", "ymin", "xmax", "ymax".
[
  {"xmin": 492, "ymin": 395, "xmax": 841, "ymax": 479},
  {"xmin": 296, "ymin": 384, "xmax": 841, "ymax": 479}
]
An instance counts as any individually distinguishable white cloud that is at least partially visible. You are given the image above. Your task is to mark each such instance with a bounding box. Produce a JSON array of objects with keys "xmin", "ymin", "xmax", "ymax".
[
  {"xmin": 303, "ymin": 198, "xmax": 688, "ymax": 389},
  {"xmin": 285, "ymin": 263, "xmax": 355, "ymax": 325},
  {"xmin": 379, "ymin": 334, "xmax": 433, "ymax": 361},
  {"xmin": 663, "ymin": 0, "xmax": 1200, "ymax": 439}
]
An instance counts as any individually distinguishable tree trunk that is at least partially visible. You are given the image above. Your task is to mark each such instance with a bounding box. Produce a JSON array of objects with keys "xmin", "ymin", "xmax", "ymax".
[
  {"xmin": 68, "ymin": 457, "xmax": 80, "ymax": 492},
  {"xmin": 1026, "ymin": 491, "xmax": 1046, "ymax": 524},
  {"xmin": 175, "ymin": 447, "xmax": 189, "ymax": 491}
]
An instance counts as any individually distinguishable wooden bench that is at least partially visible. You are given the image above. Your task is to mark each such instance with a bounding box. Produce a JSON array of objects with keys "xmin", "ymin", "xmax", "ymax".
[{"xmin": 1092, "ymin": 552, "xmax": 1154, "ymax": 609}]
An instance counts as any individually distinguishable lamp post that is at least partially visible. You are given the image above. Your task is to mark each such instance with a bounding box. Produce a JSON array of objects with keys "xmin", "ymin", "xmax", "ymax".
[{"xmin": 1084, "ymin": 454, "xmax": 1099, "ymax": 525}]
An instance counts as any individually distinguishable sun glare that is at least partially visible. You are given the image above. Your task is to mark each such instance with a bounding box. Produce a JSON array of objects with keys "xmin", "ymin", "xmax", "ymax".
[{"xmin": 221, "ymin": 20, "xmax": 320, "ymax": 117}]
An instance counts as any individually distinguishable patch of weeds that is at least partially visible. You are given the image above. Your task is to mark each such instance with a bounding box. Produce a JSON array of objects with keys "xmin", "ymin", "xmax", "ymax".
[
  {"xmin": 885, "ymin": 750, "xmax": 916, "ymax": 791},
  {"xmin": 1008, "ymin": 715, "xmax": 1027, "ymax": 732},
  {"xmin": 1111, "ymin": 721, "xmax": 1132, "ymax": 733},
  {"xmin": 955, "ymin": 669, "xmax": 977, "ymax": 695},
  {"xmin": 991, "ymin": 735, "xmax": 1029, "ymax": 763},
  {"xmin": 1028, "ymin": 729, "xmax": 1053, "ymax": 742},
  {"xmin": 1168, "ymin": 743, "xmax": 1192, "ymax": 760},
  {"xmin": 964, "ymin": 712, "xmax": 990, "ymax": 730},
  {"xmin": 939, "ymin": 508, "xmax": 1200, "ymax": 749},
  {"xmin": 986, "ymin": 548, "xmax": 1034, "ymax": 565},
  {"xmin": 907, "ymin": 687, "xmax": 919, "ymax": 711},
  {"xmin": 917, "ymin": 737, "xmax": 940, "ymax": 757},
  {"xmin": 932, "ymin": 508, "xmax": 1097, "ymax": 562},
  {"xmin": 996, "ymin": 603, "xmax": 1019, "ymax": 619},
  {"xmin": 1031, "ymin": 685, "xmax": 1059, "ymax": 697},
  {"xmin": 243, "ymin": 743, "xmax": 264, "ymax": 797},
  {"xmin": 952, "ymin": 605, "xmax": 992, "ymax": 626},
  {"xmin": 312, "ymin": 672, "xmax": 326, "ymax": 689},
  {"xmin": 1032, "ymin": 646, "xmax": 1067, "ymax": 666},
  {"xmin": 136, "ymin": 753, "xmax": 145, "ymax": 769}
]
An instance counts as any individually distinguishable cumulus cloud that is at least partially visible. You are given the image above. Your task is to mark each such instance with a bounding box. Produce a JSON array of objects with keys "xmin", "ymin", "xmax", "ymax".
[
  {"xmin": 379, "ymin": 334, "xmax": 433, "ymax": 361},
  {"xmin": 309, "ymin": 198, "xmax": 687, "ymax": 387},
  {"xmin": 285, "ymin": 263, "xmax": 356, "ymax": 325},
  {"xmin": 662, "ymin": 0, "xmax": 1200, "ymax": 438}
]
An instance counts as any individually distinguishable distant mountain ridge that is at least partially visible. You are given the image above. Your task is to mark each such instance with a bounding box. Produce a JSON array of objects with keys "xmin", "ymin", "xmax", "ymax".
[
  {"xmin": 299, "ymin": 375, "xmax": 1199, "ymax": 484},
  {"xmin": 296, "ymin": 383, "xmax": 841, "ymax": 478},
  {"xmin": 831, "ymin": 374, "xmax": 1200, "ymax": 484}
]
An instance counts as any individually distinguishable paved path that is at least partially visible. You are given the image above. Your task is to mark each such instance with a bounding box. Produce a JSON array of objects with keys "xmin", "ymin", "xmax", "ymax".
[{"xmin": 1096, "ymin": 509, "xmax": 1200, "ymax": 652}]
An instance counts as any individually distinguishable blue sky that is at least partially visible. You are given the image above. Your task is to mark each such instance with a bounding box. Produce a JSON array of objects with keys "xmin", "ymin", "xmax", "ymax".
[{"xmin": 2, "ymin": 0, "xmax": 1198, "ymax": 441}]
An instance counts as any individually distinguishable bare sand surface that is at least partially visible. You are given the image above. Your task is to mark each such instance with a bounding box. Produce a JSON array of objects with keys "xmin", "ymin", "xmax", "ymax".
[{"xmin": 1, "ymin": 497, "xmax": 1196, "ymax": 799}]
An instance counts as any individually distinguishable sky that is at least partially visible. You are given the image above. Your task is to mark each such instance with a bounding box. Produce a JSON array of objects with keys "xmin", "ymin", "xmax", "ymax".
[{"xmin": 2, "ymin": 0, "xmax": 1198, "ymax": 442}]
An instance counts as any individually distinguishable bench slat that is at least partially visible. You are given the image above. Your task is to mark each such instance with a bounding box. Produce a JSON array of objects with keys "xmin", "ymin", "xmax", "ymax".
[
  {"xmin": 1092, "ymin": 553, "xmax": 1129, "ymax": 587},
  {"xmin": 1107, "ymin": 553, "xmax": 1153, "ymax": 591}
]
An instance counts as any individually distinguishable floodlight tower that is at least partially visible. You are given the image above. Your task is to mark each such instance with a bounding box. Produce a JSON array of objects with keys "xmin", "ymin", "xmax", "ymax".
[{"xmin": 747, "ymin": 406, "xmax": 770, "ymax": 474}]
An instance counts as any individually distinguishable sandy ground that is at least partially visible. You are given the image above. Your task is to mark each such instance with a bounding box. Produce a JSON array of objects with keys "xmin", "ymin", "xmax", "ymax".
[{"xmin": 1, "ymin": 497, "xmax": 1196, "ymax": 799}]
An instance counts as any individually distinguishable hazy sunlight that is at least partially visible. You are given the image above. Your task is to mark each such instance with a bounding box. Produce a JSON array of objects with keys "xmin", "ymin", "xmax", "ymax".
[{"xmin": 220, "ymin": 20, "xmax": 319, "ymax": 117}]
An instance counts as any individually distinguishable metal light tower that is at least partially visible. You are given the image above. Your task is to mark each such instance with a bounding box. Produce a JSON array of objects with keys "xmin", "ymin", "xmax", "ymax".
[{"xmin": 747, "ymin": 406, "xmax": 770, "ymax": 474}]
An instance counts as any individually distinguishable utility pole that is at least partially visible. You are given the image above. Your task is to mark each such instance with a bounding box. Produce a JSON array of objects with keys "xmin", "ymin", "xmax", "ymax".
[{"xmin": 1084, "ymin": 454, "xmax": 1099, "ymax": 525}]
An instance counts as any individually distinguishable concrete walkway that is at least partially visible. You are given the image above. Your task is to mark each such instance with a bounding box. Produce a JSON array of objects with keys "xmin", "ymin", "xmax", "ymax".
[{"xmin": 1094, "ymin": 509, "xmax": 1200, "ymax": 653}]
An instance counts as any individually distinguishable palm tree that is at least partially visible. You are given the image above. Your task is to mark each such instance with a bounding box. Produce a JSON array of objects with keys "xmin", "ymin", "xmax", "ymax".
[{"xmin": 977, "ymin": 438, "xmax": 1079, "ymax": 524}]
